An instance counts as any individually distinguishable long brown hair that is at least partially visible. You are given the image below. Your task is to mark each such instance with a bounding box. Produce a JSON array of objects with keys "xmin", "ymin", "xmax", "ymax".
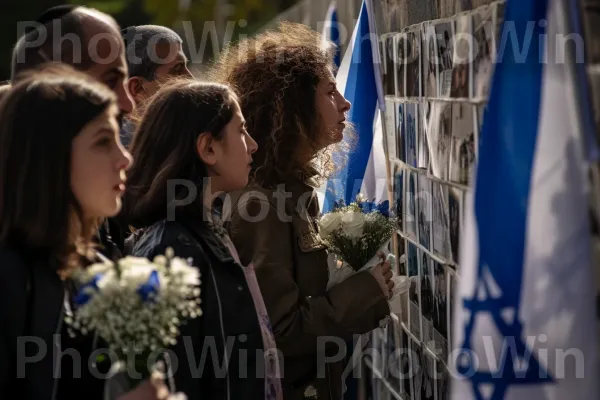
[
  {"xmin": 0, "ymin": 65, "xmax": 116, "ymax": 273},
  {"xmin": 210, "ymin": 22, "xmax": 345, "ymax": 187},
  {"xmin": 123, "ymin": 79, "xmax": 238, "ymax": 229}
]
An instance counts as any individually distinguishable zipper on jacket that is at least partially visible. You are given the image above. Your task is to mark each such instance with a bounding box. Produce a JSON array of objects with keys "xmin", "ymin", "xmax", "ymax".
[
  {"xmin": 50, "ymin": 289, "xmax": 68, "ymax": 400},
  {"xmin": 209, "ymin": 267, "xmax": 231, "ymax": 400}
]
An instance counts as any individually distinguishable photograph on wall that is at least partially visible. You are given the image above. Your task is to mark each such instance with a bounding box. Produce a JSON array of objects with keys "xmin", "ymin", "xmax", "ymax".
[
  {"xmin": 407, "ymin": 177, "xmax": 418, "ymax": 244},
  {"xmin": 435, "ymin": 21, "xmax": 453, "ymax": 98},
  {"xmin": 435, "ymin": 358, "xmax": 450, "ymax": 400},
  {"xmin": 396, "ymin": 234, "xmax": 406, "ymax": 276},
  {"xmin": 448, "ymin": 269, "xmax": 458, "ymax": 353},
  {"xmin": 383, "ymin": 34, "xmax": 396, "ymax": 96},
  {"xmin": 421, "ymin": 100, "xmax": 433, "ymax": 169},
  {"xmin": 405, "ymin": 171, "xmax": 417, "ymax": 239},
  {"xmin": 393, "ymin": 164, "xmax": 404, "ymax": 232},
  {"xmin": 396, "ymin": 33, "xmax": 407, "ymax": 98},
  {"xmin": 427, "ymin": 102, "xmax": 452, "ymax": 180},
  {"xmin": 432, "ymin": 182, "xmax": 451, "ymax": 259},
  {"xmin": 417, "ymin": 174, "xmax": 432, "ymax": 250},
  {"xmin": 398, "ymin": 325, "xmax": 413, "ymax": 399},
  {"xmin": 429, "ymin": 262, "xmax": 449, "ymax": 362},
  {"xmin": 384, "ymin": 99, "xmax": 397, "ymax": 160},
  {"xmin": 449, "ymin": 103, "xmax": 476, "ymax": 185},
  {"xmin": 448, "ymin": 187, "xmax": 463, "ymax": 264},
  {"xmin": 405, "ymin": 29, "xmax": 421, "ymax": 98},
  {"xmin": 384, "ymin": 317, "xmax": 401, "ymax": 395},
  {"xmin": 405, "ymin": 102, "xmax": 418, "ymax": 167},
  {"xmin": 410, "ymin": 340, "xmax": 436, "ymax": 400},
  {"xmin": 397, "ymin": 102, "xmax": 405, "ymax": 162},
  {"xmin": 420, "ymin": 250, "xmax": 434, "ymax": 349},
  {"xmin": 451, "ymin": 14, "xmax": 472, "ymax": 98},
  {"xmin": 475, "ymin": 104, "xmax": 485, "ymax": 143},
  {"xmin": 472, "ymin": 5, "xmax": 494, "ymax": 99},
  {"xmin": 407, "ymin": 242, "xmax": 421, "ymax": 340},
  {"xmin": 422, "ymin": 23, "xmax": 438, "ymax": 98},
  {"xmin": 417, "ymin": 102, "xmax": 429, "ymax": 169}
]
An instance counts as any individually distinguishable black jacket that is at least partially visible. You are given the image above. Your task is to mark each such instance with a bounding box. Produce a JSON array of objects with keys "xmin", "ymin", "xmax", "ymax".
[
  {"xmin": 0, "ymin": 246, "xmax": 100, "ymax": 399},
  {"xmin": 130, "ymin": 219, "xmax": 267, "ymax": 400}
]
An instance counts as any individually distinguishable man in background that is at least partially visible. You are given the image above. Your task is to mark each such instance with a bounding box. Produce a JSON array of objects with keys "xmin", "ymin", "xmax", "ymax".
[
  {"xmin": 11, "ymin": 5, "xmax": 134, "ymax": 118},
  {"xmin": 120, "ymin": 25, "xmax": 192, "ymax": 147}
]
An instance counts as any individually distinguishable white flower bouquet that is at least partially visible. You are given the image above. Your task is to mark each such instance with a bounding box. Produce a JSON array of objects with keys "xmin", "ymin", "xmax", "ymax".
[
  {"xmin": 319, "ymin": 195, "xmax": 408, "ymax": 304},
  {"xmin": 319, "ymin": 194, "xmax": 396, "ymax": 273},
  {"xmin": 65, "ymin": 248, "xmax": 201, "ymax": 393}
]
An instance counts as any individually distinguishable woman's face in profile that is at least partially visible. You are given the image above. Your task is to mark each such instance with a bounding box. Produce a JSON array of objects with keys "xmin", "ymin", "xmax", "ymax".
[
  {"xmin": 70, "ymin": 104, "xmax": 132, "ymax": 220},
  {"xmin": 314, "ymin": 72, "xmax": 351, "ymax": 150}
]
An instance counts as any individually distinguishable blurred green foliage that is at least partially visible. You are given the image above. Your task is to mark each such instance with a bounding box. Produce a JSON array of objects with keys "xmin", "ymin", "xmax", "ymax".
[{"xmin": 0, "ymin": 0, "xmax": 289, "ymax": 81}]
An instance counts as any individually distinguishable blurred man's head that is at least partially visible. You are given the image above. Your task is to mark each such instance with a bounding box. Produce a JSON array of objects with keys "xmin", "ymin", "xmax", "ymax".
[
  {"xmin": 11, "ymin": 5, "xmax": 133, "ymax": 116},
  {"xmin": 121, "ymin": 25, "xmax": 191, "ymax": 105}
]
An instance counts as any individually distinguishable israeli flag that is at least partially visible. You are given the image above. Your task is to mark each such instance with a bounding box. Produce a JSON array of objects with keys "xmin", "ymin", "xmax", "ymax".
[
  {"xmin": 322, "ymin": 1, "xmax": 341, "ymax": 69},
  {"xmin": 318, "ymin": 0, "xmax": 387, "ymax": 213},
  {"xmin": 452, "ymin": 0, "xmax": 599, "ymax": 399}
]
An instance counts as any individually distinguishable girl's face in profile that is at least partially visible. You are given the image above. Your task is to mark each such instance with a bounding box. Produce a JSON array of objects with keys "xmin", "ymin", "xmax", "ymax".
[
  {"xmin": 314, "ymin": 72, "xmax": 351, "ymax": 150},
  {"xmin": 71, "ymin": 104, "xmax": 132, "ymax": 220},
  {"xmin": 202, "ymin": 99, "xmax": 258, "ymax": 193}
]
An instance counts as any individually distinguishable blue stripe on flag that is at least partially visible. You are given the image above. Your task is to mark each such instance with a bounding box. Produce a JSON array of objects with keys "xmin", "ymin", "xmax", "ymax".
[
  {"xmin": 322, "ymin": 0, "xmax": 378, "ymax": 212},
  {"xmin": 475, "ymin": 0, "xmax": 548, "ymax": 315},
  {"xmin": 456, "ymin": 0, "xmax": 555, "ymax": 396}
]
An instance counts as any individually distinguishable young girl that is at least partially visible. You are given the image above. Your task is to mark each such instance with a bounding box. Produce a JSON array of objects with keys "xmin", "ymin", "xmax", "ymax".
[
  {"xmin": 123, "ymin": 79, "xmax": 282, "ymax": 400},
  {"xmin": 212, "ymin": 23, "xmax": 395, "ymax": 400},
  {"xmin": 0, "ymin": 67, "xmax": 167, "ymax": 399}
]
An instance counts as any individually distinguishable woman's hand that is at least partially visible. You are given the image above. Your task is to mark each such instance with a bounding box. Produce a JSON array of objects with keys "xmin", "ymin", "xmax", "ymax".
[
  {"xmin": 116, "ymin": 371, "xmax": 181, "ymax": 400},
  {"xmin": 370, "ymin": 254, "xmax": 395, "ymax": 299}
]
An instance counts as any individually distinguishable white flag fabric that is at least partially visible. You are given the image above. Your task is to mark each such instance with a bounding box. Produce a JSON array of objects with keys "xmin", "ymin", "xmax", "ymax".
[{"xmin": 451, "ymin": 0, "xmax": 599, "ymax": 399}]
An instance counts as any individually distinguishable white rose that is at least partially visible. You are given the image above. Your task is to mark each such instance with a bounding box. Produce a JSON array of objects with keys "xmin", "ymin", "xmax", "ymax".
[
  {"xmin": 84, "ymin": 261, "xmax": 113, "ymax": 278},
  {"xmin": 318, "ymin": 212, "xmax": 342, "ymax": 237},
  {"xmin": 341, "ymin": 211, "xmax": 365, "ymax": 240}
]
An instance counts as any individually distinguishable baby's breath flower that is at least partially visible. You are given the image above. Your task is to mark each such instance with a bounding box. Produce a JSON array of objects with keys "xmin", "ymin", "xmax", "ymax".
[{"xmin": 64, "ymin": 253, "xmax": 201, "ymax": 360}]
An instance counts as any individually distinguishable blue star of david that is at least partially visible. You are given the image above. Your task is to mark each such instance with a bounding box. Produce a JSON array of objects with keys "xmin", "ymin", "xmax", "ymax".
[{"xmin": 457, "ymin": 264, "xmax": 554, "ymax": 400}]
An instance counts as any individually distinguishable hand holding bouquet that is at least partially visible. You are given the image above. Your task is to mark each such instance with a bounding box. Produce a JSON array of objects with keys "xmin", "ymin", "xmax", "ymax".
[
  {"xmin": 66, "ymin": 248, "xmax": 201, "ymax": 398},
  {"xmin": 318, "ymin": 195, "xmax": 406, "ymax": 301}
]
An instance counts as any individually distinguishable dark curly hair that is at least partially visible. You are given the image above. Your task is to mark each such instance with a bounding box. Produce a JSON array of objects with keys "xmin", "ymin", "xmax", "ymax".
[{"xmin": 210, "ymin": 22, "xmax": 350, "ymax": 187}]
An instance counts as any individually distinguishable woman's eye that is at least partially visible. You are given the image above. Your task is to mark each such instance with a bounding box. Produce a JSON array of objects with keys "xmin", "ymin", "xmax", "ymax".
[{"xmin": 95, "ymin": 137, "xmax": 112, "ymax": 148}]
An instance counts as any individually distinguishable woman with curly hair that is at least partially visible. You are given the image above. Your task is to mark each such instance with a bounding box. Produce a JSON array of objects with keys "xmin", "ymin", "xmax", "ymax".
[{"xmin": 212, "ymin": 23, "xmax": 394, "ymax": 400}]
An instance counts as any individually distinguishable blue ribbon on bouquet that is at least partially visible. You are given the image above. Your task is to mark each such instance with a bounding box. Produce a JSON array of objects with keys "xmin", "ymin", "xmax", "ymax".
[
  {"xmin": 74, "ymin": 274, "xmax": 103, "ymax": 306},
  {"xmin": 137, "ymin": 270, "xmax": 160, "ymax": 303}
]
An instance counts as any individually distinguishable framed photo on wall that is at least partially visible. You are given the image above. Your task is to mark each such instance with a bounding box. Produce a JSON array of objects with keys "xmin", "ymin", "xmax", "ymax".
[
  {"xmin": 435, "ymin": 21, "xmax": 454, "ymax": 98},
  {"xmin": 384, "ymin": 98, "xmax": 397, "ymax": 160},
  {"xmin": 451, "ymin": 14, "xmax": 472, "ymax": 98},
  {"xmin": 471, "ymin": 5, "xmax": 494, "ymax": 99},
  {"xmin": 405, "ymin": 29, "xmax": 421, "ymax": 98},
  {"xmin": 407, "ymin": 241, "xmax": 421, "ymax": 340},
  {"xmin": 449, "ymin": 103, "xmax": 476, "ymax": 185},
  {"xmin": 405, "ymin": 102, "xmax": 418, "ymax": 167},
  {"xmin": 396, "ymin": 32, "xmax": 407, "ymax": 98},
  {"xmin": 422, "ymin": 22, "xmax": 438, "ymax": 98}
]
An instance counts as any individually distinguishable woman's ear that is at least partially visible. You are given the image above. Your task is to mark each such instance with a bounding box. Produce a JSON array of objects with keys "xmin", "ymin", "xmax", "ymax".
[
  {"xmin": 126, "ymin": 77, "xmax": 146, "ymax": 104},
  {"xmin": 196, "ymin": 132, "xmax": 218, "ymax": 167}
]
